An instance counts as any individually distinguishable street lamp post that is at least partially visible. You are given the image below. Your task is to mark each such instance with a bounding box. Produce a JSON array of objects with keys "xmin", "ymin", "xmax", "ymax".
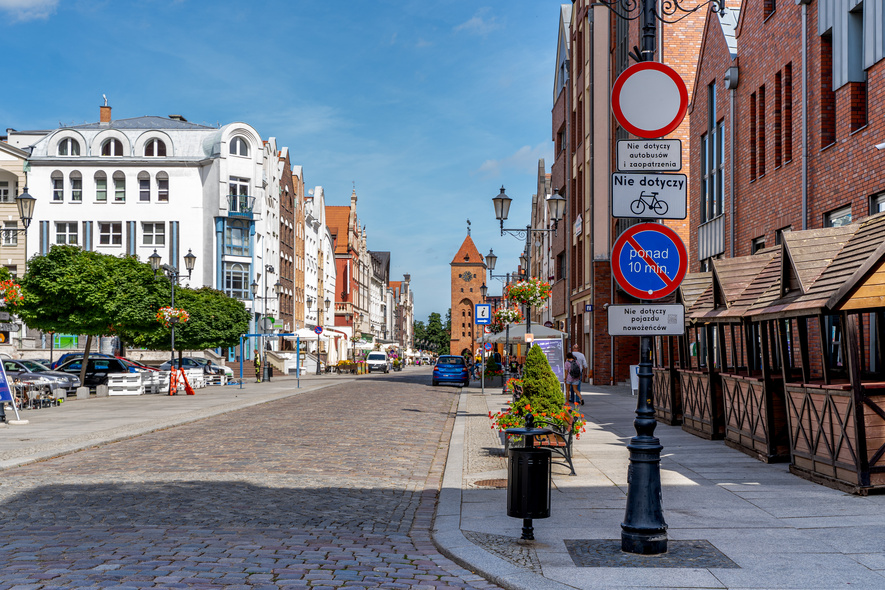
[
  {"xmin": 149, "ymin": 248, "xmax": 196, "ymax": 395},
  {"xmin": 492, "ymin": 186, "xmax": 565, "ymax": 334},
  {"xmin": 485, "ymin": 248, "xmax": 516, "ymax": 386}
]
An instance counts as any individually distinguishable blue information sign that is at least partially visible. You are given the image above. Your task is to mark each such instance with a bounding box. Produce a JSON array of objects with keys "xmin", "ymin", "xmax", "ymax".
[
  {"xmin": 611, "ymin": 223, "xmax": 687, "ymax": 300},
  {"xmin": 475, "ymin": 303, "xmax": 492, "ymax": 325}
]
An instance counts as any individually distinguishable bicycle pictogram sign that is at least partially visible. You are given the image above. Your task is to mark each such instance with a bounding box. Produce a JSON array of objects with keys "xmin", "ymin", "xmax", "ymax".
[
  {"xmin": 630, "ymin": 191, "xmax": 668, "ymax": 216},
  {"xmin": 611, "ymin": 223, "xmax": 687, "ymax": 300}
]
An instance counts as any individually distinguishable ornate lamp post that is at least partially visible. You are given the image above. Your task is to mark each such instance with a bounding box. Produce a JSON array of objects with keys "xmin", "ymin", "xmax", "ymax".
[
  {"xmin": 492, "ymin": 187, "xmax": 565, "ymax": 334},
  {"xmin": 149, "ymin": 248, "xmax": 196, "ymax": 394}
]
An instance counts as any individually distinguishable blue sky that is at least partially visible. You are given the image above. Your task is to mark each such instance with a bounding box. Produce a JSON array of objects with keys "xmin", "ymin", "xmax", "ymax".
[{"xmin": 0, "ymin": 0, "xmax": 560, "ymax": 324}]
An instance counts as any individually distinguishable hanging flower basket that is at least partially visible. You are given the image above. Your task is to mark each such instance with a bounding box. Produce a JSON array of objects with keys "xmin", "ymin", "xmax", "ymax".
[
  {"xmin": 156, "ymin": 306, "xmax": 190, "ymax": 328},
  {"xmin": 492, "ymin": 306, "xmax": 523, "ymax": 331},
  {"xmin": 0, "ymin": 279, "xmax": 23, "ymax": 306},
  {"xmin": 505, "ymin": 278, "xmax": 553, "ymax": 308}
]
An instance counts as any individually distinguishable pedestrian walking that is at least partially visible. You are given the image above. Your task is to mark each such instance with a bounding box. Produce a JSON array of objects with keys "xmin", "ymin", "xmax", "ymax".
[
  {"xmin": 565, "ymin": 352, "xmax": 584, "ymax": 405},
  {"xmin": 254, "ymin": 349, "xmax": 262, "ymax": 383},
  {"xmin": 571, "ymin": 344, "xmax": 588, "ymax": 396}
]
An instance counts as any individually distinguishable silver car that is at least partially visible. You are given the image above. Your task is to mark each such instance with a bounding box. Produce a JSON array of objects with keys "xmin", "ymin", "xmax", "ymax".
[{"xmin": 3, "ymin": 359, "xmax": 81, "ymax": 394}]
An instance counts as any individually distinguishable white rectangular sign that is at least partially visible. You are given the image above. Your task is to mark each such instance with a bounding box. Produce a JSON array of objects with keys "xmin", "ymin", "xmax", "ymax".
[
  {"xmin": 475, "ymin": 303, "xmax": 492, "ymax": 325},
  {"xmin": 617, "ymin": 139, "xmax": 682, "ymax": 171},
  {"xmin": 611, "ymin": 172, "xmax": 687, "ymax": 219},
  {"xmin": 607, "ymin": 304, "xmax": 685, "ymax": 336}
]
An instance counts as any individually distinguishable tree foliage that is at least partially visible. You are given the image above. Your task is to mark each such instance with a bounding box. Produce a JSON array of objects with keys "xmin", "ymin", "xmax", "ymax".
[
  {"xmin": 127, "ymin": 286, "xmax": 251, "ymax": 351},
  {"xmin": 521, "ymin": 344, "xmax": 565, "ymax": 416},
  {"xmin": 18, "ymin": 246, "xmax": 164, "ymax": 336},
  {"xmin": 414, "ymin": 311, "xmax": 450, "ymax": 355}
]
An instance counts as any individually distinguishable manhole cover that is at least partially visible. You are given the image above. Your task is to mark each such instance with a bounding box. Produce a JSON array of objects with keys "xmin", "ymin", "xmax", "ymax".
[{"xmin": 474, "ymin": 478, "xmax": 507, "ymax": 488}]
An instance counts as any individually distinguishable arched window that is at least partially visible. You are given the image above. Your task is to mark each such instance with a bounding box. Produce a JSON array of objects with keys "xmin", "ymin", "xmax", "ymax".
[
  {"xmin": 224, "ymin": 262, "xmax": 249, "ymax": 299},
  {"xmin": 144, "ymin": 138, "xmax": 167, "ymax": 157},
  {"xmin": 138, "ymin": 171, "xmax": 151, "ymax": 201},
  {"xmin": 113, "ymin": 171, "xmax": 126, "ymax": 202},
  {"xmin": 157, "ymin": 171, "xmax": 169, "ymax": 202},
  {"xmin": 70, "ymin": 171, "xmax": 82, "ymax": 202},
  {"xmin": 101, "ymin": 138, "xmax": 124, "ymax": 156},
  {"xmin": 229, "ymin": 136, "xmax": 250, "ymax": 157},
  {"xmin": 95, "ymin": 171, "xmax": 107, "ymax": 201},
  {"xmin": 51, "ymin": 171, "xmax": 64, "ymax": 201},
  {"xmin": 58, "ymin": 137, "xmax": 80, "ymax": 156}
]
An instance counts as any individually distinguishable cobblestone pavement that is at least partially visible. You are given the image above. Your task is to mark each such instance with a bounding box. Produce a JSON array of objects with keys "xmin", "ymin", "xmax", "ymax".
[{"xmin": 0, "ymin": 373, "xmax": 502, "ymax": 590}]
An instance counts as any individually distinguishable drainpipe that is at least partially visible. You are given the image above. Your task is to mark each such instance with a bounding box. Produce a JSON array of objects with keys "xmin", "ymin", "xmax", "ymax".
[
  {"xmin": 587, "ymin": 10, "xmax": 594, "ymax": 380},
  {"xmin": 725, "ymin": 66, "xmax": 739, "ymax": 257},
  {"xmin": 798, "ymin": 0, "xmax": 811, "ymax": 229}
]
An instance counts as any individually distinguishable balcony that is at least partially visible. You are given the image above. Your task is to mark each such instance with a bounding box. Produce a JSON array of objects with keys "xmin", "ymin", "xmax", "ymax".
[
  {"xmin": 698, "ymin": 214, "xmax": 726, "ymax": 261},
  {"xmin": 228, "ymin": 194, "xmax": 255, "ymax": 219}
]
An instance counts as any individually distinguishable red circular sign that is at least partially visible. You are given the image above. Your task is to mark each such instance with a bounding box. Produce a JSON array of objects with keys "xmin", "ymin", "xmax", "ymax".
[
  {"xmin": 611, "ymin": 62, "xmax": 688, "ymax": 139},
  {"xmin": 611, "ymin": 223, "xmax": 687, "ymax": 300}
]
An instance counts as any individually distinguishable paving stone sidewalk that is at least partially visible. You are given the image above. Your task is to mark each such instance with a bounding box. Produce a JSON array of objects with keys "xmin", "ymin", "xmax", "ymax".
[{"xmin": 433, "ymin": 382, "xmax": 885, "ymax": 590}]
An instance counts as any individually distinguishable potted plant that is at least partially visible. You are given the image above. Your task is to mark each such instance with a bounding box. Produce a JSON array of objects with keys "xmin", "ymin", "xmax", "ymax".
[{"xmin": 505, "ymin": 278, "xmax": 553, "ymax": 308}]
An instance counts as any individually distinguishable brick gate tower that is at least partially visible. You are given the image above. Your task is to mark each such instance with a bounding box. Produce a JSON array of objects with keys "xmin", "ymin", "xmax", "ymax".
[{"xmin": 450, "ymin": 234, "xmax": 486, "ymax": 360}]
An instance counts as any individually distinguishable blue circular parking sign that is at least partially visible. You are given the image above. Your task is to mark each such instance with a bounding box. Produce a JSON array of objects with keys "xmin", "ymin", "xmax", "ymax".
[
  {"xmin": 484, "ymin": 342, "xmax": 493, "ymax": 351},
  {"xmin": 314, "ymin": 326, "xmax": 323, "ymax": 335},
  {"xmin": 611, "ymin": 223, "xmax": 687, "ymax": 300}
]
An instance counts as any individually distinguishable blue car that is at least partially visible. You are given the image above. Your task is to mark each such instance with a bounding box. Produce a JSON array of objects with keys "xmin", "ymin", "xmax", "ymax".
[{"xmin": 432, "ymin": 355, "xmax": 470, "ymax": 387}]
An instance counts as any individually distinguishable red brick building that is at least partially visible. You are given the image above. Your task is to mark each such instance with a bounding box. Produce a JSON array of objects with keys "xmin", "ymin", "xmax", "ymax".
[
  {"xmin": 449, "ymin": 235, "xmax": 487, "ymax": 360},
  {"xmin": 690, "ymin": 0, "xmax": 885, "ymax": 270},
  {"xmin": 563, "ymin": 1, "xmax": 704, "ymax": 384},
  {"xmin": 326, "ymin": 191, "xmax": 368, "ymax": 334}
]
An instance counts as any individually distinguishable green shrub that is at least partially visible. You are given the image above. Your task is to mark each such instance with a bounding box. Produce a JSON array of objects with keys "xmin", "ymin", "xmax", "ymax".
[{"xmin": 520, "ymin": 344, "xmax": 565, "ymax": 416}]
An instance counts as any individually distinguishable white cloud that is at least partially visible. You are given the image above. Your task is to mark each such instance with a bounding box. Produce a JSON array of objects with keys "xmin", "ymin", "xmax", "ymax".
[
  {"xmin": 454, "ymin": 8, "xmax": 500, "ymax": 36},
  {"xmin": 0, "ymin": 0, "xmax": 58, "ymax": 21},
  {"xmin": 475, "ymin": 143, "xmax": 551, "ymax": 178}
]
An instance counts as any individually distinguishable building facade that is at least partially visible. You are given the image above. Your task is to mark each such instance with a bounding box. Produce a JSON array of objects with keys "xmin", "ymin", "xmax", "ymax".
[{"xmin": 449, "ymin": 235, "xmax": 486, "ymax": 360}]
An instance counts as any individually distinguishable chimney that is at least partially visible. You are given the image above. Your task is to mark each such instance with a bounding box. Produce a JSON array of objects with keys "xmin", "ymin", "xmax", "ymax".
[{"xmin": 100, "ymin": 105, "xmax": 111, "ymax": 123}]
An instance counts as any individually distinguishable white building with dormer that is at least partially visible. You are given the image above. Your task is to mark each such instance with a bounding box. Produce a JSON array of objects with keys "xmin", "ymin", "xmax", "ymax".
[{"xmin": 9, "ymin": 104, "xmax": 284, "ymax": 362}]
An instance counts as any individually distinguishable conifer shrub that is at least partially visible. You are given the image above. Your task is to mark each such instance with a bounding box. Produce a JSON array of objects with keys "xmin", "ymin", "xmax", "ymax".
[{"xmin": 521, "ymin": 344, "xmax": 565, "ymax": 416}]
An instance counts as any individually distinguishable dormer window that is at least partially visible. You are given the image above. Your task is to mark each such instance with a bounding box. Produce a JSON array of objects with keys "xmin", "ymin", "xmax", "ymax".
[
  {"xmin": 144, "ymin": 138, "xmax": 167, "ymax": 157},
  {"xmin": 58, "ymin": 137, "xmax": 80, "ymax": 156},
  {"xmin": 230, "ymin": 137, "xmax": 250, "ymax": 157},
  {"xmin": 101, "ymin": 139, "xmax": 124, "ymax": 157}
]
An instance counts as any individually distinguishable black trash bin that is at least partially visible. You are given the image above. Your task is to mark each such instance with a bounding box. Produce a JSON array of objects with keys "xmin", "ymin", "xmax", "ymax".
[
  {"xmin": 507, "ymin": 447, "xmax": 551, "ymax": 519},
  {"xmin": 263, "ymin": 365, "xmax": 273, "ymax": 382},
  {"xmin": 504, "ymin": 415, "xmax": 553, "ymax": 540}
]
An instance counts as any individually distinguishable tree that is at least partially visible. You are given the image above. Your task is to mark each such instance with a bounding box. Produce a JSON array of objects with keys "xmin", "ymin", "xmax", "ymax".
[
  {"xmin": 520, "ymin": 344, "xmax": 565, "ymax": 416},
  {"xmin": 425, "ymin": 312, "xmax": 449, "ymax": 355},
  {"xmin": 18, "ymin": 246, "xmax": 166, "ymax": 383},
  {"xmin": 125, "ymin": 286, "xmax": 251, "ymax": 358}
]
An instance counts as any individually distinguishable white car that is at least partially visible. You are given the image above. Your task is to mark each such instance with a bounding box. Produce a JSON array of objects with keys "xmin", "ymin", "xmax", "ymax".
[{"xmin": 365, "ymin": 352, "xmax": 390, "ymax": 373}]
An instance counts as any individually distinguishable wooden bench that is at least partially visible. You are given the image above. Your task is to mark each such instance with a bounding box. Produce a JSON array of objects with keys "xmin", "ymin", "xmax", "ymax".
[{"xmin": 505, "ymin": 384, "xmax": 577, "ymax": 476}]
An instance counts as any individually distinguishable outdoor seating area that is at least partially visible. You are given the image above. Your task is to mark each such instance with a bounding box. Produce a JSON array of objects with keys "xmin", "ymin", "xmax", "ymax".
[{"xmin": 653, "ymin": 212, "xmax": 885, "ymax": 494}]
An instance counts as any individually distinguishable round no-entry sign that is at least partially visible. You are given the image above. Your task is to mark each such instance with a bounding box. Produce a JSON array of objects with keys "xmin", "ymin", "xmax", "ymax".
[
  {"xmin": 612, "ymin": 61, "xmax": 688, "ymax": 139},
  {"xmin": 611, "ymin": 223, "xmax": 687, "ymax": 300},
  {"xmin": 314, "ymin": 326, "xmax": 323, "ymax": 335}
]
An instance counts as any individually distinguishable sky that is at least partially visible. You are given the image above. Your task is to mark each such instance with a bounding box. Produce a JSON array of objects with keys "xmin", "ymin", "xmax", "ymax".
[{"xmin": 0, "ymin": 0, "xmax": 561, "ymax": 324}]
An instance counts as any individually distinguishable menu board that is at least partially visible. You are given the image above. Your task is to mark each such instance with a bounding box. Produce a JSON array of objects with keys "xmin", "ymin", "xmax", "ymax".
[{"xmin": 534, "ymin": 338, "xmax": 565, "ymax": 383}]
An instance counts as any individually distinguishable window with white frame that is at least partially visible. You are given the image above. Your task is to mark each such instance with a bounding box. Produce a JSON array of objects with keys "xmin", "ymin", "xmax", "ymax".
[
  {"xmin": 70, "ymin": 171, "xmax": 82, "ymax": 202},
  {"xmin": 101, "ymin": 138, "xmax": 124, "ymax": 156},
  {"xmin": 825, "ymin": 205, "xmax": 852, "ymax": 228},
  {"xmin": 157, "ymin": 172, "xmax": 169, "ymax": 202},
  {"xmin": 871, "ymin": 191, "xmax": 885, "ymax": 214},
  {"xmin": 2, "ymin": 221, "xmax": 16, "ymax": 246},
  {"xmin": 98, "ymin": 222, "xmax": 122, "ymax": 246},
  {"xmin": 55, "ymin": 222, "xmax": 77, "ymax": 245},
  {"xmin": 224, "ymin": 219, "xmax": 250, "ymax": 256},
  {"xmin": 224, "ymin": 262, "xmax": 250, "ymax": 299},
  {"xmin": 138, "ymin": 171, "xmax": 150, "ymax": 202},
  {"xmin": 142, "ymin": 222, "xmax": 165, "ymax": 246},
  {"xmin": 58, "ymin": 137, "xmax": 81, "ymax": 156},
  {"xmin": 0, "ymin": 181, "xmax": 10, "ymax": 203},
  {"xmin": 144, "ymin": 138, "xmax": 167, "ymax": 157},
  {"xmin": 52, "ymin": 171, "xmax": 64, "ymax": 201},
  {"xmin": 95, "ymin": 171, "xmax": 107, "ymax": 201},
  {"xmin": 113, "ymin": 171, "xmax": 125, "ymax": 202},
  {"xmin": 229, "ymin": 137, "xmax": 250, "ymax": 157}
]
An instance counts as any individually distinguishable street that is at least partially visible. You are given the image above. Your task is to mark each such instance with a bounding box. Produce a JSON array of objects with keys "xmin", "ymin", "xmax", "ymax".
[{"xmin": 0, "ymin": 371, "xmax": 500, "ymax": 590}]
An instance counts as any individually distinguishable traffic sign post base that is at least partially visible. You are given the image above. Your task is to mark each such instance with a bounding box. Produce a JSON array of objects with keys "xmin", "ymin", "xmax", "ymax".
[{"xmin": 620, "ymin": 335, "xmax": 667, "ymax": 554}]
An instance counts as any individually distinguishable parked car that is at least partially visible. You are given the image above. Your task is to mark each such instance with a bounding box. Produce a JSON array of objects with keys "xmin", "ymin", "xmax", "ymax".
[
  {"xmin": 365, "ymin": 351, "xmax": 391, "ymax": 373},
  {"xmin": 432, "ymin": 355, "xmax": 470, "ymax": 387},
  {"xmin": 50, "ymin": 352, "xmax": 117, "ymax": 370},
  {"xmin": 160, "ymin": 357, "xmax": 231, "ymax": 376},
  {"xmin": 55, "ymin": 357, "xmax": 133, "ymax": 387},
  {"xmin": 2, "ymin": 359, "xmax": 81, "ymax": 394},
  {"xmin": 116, "ymin": 356, "xmax": 160, "ymax": 372}
]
